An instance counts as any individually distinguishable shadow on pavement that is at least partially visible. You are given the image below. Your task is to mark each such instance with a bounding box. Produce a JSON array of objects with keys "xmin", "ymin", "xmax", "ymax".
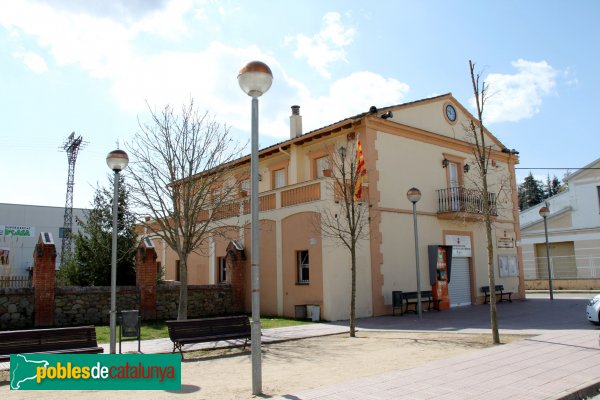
[
  {"xmin": 164, "ymin": 384, "xmax": 201, "ymax": 394},
  {"xmin": 328, "ymin": 298, "xmax": 597, "ymax": 333}
]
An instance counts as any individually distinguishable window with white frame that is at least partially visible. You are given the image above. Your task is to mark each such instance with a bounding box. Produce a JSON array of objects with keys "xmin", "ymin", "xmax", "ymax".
[
  {"xmin": 274, "ymin": 168, "xmax": 286, "ymax": 189},
  {"xmin": 297, "ymin": 250, "xmax": 309, "ymax": 284},
  {"xmin": 316, "ymin": 156, "xmax": 330, "ymax": 178}
]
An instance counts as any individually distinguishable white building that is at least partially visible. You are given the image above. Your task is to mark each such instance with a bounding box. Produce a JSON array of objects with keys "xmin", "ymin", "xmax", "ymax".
[
  {"xmin": 0, "ymin": 203, "xmax": 87, "ymax": 277},
  {"xmin": 520, "ymin": 157, "xmax": 600, "ymax": 282}
]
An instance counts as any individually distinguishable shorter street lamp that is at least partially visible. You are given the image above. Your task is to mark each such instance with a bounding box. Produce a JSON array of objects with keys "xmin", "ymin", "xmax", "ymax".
[
  {"xmin": 539, "ymin": 206, "xmax": 554, "ymax": 300},
  {"xmin": 106, "ymin": 149, "xmax": 129, "ymax": 354},
  {"xmin": 407, "ymin": 187, "xmax": 422, "ymax": 319}
]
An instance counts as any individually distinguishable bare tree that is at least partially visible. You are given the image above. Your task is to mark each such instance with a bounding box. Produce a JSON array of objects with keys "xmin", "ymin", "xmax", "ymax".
[
  {"xmin": 127, "ymin": 100, "xmax": 242, "ymax": 320},
  {"xmin": 466, "ymin": 60, "xmax": 501, "ymax": 344},
  {"xmin": 318, "ymin": 139, "xmax": 370, "ymax": 337}
]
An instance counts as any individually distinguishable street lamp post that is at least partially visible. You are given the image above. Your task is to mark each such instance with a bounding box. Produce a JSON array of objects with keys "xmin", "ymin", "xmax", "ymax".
[
  {"xmin": 407, "ymin": 187, "xmax": 422, "ymax": 319},
  {"xmin": 106, "ymin": 149, "xmax": 129, "ymax": 354},
  {"xmin": 539, "ymin": 206, "xmax": 554, "ymax": 300},
  {"xmin": 238, "ymin": 61, "xmax": 273, "ymax": 396}
]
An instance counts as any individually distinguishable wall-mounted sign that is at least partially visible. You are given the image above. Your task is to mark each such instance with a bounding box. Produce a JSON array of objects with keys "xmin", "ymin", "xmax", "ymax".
[
  {"xmin": 0, "ymin": 225, "xmax": 35, "ymax": 238},
  {"xmin": 496, "ymin": 229, "xmax": 515, "ymax": 249},
  {"xmin": 444, "ymin": 235, "xmax": 471, "ymax": 257},
  {"xmin": 498, "ymin": 255, "xmax": 518, "ymax": 277}
]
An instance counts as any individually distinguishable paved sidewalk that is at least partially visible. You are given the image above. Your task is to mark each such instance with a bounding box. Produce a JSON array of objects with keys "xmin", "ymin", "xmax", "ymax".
[
  {"xmin": 103, "ymin": 322, "xmax": 349, "ymax": 354},
  {"xmin": 276, "ymin": 329, "xmax": 600, "ymax": 400}
]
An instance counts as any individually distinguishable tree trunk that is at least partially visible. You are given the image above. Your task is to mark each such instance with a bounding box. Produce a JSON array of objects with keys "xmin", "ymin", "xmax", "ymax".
[
  {"xmin": 482, "ymin": 174, "xmax": 500, "ymax": 344},
  {"xmin": 350, "ymin": 243, "xmax": 357, "ymax": 337},
  {"xmin": 178, "ymin": 256, "xmax": 188, "ymax": 320}
]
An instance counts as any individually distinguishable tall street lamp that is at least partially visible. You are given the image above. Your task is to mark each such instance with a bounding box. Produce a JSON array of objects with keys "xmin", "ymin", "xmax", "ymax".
[
  {"xmin": 238, "ymin": 60, "xmax": 273, "ymax": 395},
  {"xmin": 106, "ymin": 149, "xmax": 129, "ymax": 354},
  {"xmin": 407, "ymin": 187, "xmax": 422, "ymax": 319},
  {"xmin": 539, "ymin": 206, "xmax": 554, "ymax": 300}
]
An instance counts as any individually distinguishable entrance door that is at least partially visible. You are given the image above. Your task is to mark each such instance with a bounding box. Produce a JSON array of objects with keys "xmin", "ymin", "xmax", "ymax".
[
  {"xmin": 449, "ymin": 162, "xmax": 460, "ymax": 211},
  {"xmin": 448, "ymin": 257, "xmax": 471, "ymax": 307}
]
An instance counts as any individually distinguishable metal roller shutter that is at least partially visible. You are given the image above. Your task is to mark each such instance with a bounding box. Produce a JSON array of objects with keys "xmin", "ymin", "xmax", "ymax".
[{"xmin": 448, "ymin": 257, "xmax": 471, "ymax": 307}]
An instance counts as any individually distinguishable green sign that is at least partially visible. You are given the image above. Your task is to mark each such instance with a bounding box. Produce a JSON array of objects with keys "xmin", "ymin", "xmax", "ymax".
[
  {"xmin": 0, "ymin": 225, "xmax": 34, "ymax": 238},
  {"xmin": 10, "ymin": 354, "xmax": 181, "ymax": 390}
]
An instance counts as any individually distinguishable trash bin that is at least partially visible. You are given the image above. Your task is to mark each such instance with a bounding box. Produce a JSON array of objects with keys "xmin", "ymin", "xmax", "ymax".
[
  {"xmin": 119, "ymin": 310, "xmax": 141, "ymax": 354},
  {"xmin": 310, "ymin": 305, "xmax": 320, "ymax": 322}
]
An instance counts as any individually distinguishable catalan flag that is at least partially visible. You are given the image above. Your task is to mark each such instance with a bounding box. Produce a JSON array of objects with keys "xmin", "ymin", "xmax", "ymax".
[{"xmin": 354, "ymin": 135, "xmax": 366, "ymax": 201}]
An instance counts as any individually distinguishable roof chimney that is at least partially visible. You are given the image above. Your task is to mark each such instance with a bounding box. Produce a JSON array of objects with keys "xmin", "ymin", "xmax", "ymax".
[{"xmin": 290, "ymin": 105, "xmax": 302, "ymax": 139}]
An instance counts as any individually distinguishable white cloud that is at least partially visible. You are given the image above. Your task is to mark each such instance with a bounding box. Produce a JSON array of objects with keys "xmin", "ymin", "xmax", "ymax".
[
  {"xmin": 297, "ymin": 72, "xmax": 410, "ymax": 133},
  {"xmin": 482, "ymin": 59, "xmax": 557, "ymax": 124},
  {"xmin": 13, "ymin": 50, "xmax": 48, "ymax": 73},
  {"xmin": 0, "ymin": 1, "xmax": 408, "ymax": 141},
  {"xmin": 288, "ymin": 12, "xmax": 355, "ymax": 79}
]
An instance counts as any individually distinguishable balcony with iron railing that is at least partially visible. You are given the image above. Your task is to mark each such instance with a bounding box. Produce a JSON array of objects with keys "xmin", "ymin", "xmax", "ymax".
[
  {"xmin": 200, "ymin": 178, "xmax": 341, "ymax": 222},
  {"xmin": 436, "ymin": 187, "xmax": 497, "ymax": 221}
]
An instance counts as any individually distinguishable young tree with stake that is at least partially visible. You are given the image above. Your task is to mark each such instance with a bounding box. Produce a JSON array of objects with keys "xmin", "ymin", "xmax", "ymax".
[{"xmin": 318, "ymin": 134, "xmax": 369, "ymax": 337}]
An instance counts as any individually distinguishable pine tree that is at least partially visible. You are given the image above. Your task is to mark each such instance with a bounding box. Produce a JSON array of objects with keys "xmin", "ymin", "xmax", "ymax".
[
  {"xmin": 551, "ymin": 175, "xmax": 563, "ymax": 196},
  {"xmin": 518, "ymin": 172, "xmax": 544, "ymax": 210},
  {"xmin": 58, "ymin": 174, "xmax": 137, "ymax": 286}
]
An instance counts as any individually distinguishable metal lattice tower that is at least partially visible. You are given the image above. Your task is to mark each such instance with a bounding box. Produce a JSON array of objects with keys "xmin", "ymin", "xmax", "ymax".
[{"xmin": 60, "ymin": 132, "xmax": 85, "ymax": 266}]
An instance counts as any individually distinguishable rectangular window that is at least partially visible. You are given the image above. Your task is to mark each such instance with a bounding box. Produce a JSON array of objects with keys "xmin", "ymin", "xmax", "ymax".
[
  {"xmin": 240, "ymin": 179, "xmax": 251, "ymax": 196},
  {"xmin": 297, "ymin": 250, "xmax": 309, "ymax": 284},
  {"xmin": 175, "ymin": 260, "xmax": 180, "ymax": 282},
  {"xmin": 217, "ymin": 257, "xmax": 227, "ymax": 283},
  {"xmin": 59, "ymin": 227, "xmax": 71, "ymax": 239},
  {"xmin": 316, "ymin": 156, "xmax": 330, "ymax": 178},
  {"xmin": 274, "ymin": 168, "xmax": 286, "ymax": 189}
]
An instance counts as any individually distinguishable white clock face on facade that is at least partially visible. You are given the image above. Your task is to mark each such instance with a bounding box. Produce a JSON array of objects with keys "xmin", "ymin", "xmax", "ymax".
[{"xmin": 445, "ymin": 104, "xmax": 457, "ymax": 122}]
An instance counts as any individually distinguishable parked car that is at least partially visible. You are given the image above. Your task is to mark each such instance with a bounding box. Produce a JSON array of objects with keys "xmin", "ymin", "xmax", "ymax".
[{"xmin": 586, "ymin": 294, "xmax": 600, "ymax": 324}]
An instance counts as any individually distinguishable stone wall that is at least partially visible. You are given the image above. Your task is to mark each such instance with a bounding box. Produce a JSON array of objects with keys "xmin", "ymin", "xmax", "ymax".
[
  {"xmin": 54, "ymin": 286, "xmax": 139, "ymax": 327},
  {"xmin": 1, "ymin": 237, "xmax": 239, "ymax": 330},
  {"xmin": 156, "ymin": 284, "xmax": 234, "ymax": 320},
  {"xmin": 0, "ymin": 288, "xmax": 34, "ymax": 329},
  {"xmin": 0, "ymin": 284, "xmax": 234, "ymax": 329}
]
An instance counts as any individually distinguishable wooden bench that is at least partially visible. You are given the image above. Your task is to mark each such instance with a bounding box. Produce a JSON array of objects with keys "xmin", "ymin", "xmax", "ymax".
[
  {"xmin": 166, "ymin": 315, "xmax": 251, "ymax": 359},
  {"xmin": 0, "ymin": 326, "xmax": 103, "ymax": 363},
  {"xmin": 402, "ymin": 291, "xmax": 441, "ymax": 314},
  {"xmin": 481, "ymin": 285, "xmax": 513, "ymax": 304}
]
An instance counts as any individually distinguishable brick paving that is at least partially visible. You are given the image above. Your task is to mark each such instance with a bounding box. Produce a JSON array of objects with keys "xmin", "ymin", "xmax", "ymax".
[{"xmin": 276, "ymin": 329, "xmax": 600, "ymax": 400}]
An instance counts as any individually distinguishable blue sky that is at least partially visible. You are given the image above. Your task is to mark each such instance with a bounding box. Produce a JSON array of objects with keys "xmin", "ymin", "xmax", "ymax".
[{"xmin": 0, "ymin": 1, "xmax": 597, "ymax": 209}]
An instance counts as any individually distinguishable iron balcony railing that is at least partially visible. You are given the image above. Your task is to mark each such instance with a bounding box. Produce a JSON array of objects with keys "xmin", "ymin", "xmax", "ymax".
[{"xmin": 436, "ymin": 187, "xmax": 497, "ymax": 215}]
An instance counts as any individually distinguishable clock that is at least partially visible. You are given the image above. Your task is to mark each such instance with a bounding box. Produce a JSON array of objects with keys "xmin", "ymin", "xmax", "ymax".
[{"xmin": 445, "ymin": 104, "xmax": 457, "ymax": 122}]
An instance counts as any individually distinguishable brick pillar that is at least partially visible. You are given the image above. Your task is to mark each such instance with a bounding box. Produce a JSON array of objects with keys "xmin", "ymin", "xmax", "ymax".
[
  {"xmin": 136, "ymin": 238, "xmax": 157, "ymax": 320},
  {"xmin": 226, "ymin": 241, "xmax": 246, "ymax": 313},
  {"xmin": 33, "ymin": 232, "xmax": 57, "ymax": 327}
]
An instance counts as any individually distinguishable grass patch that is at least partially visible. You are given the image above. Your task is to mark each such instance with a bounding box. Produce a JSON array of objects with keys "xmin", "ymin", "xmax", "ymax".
[
  {"xmin": 95, "ymin": 320, "xmax": 167, "ymax": 343},
  {"xmin": 259, "ymin": 316, "xmax": 315, "ymax": 329},
  {"xmin": 95, "ymin": 317, "xmax": 313, "ymax": 343}
]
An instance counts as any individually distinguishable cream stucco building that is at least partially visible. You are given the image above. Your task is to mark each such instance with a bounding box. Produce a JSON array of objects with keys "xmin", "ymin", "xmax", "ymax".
[
  {"xmin": 153, "ymin": 93, "xmax": 524, "ymax": 321},
  {"xmin": 520, "ymin": 157, "xmax": 600, "ymax": 287}
]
